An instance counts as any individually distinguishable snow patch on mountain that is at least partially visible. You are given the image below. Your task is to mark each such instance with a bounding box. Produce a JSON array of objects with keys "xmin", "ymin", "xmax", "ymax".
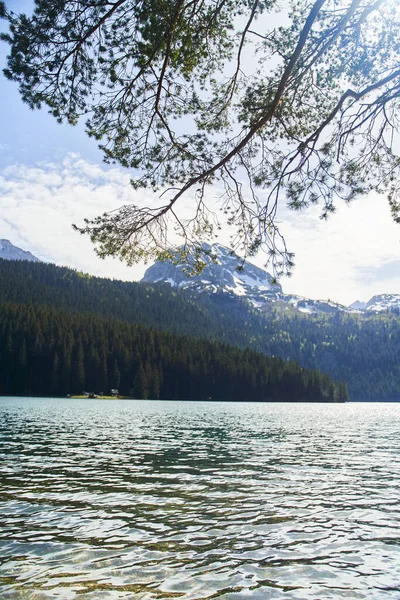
[
  {"xmin": 348, "ymin": 295, "xmax": 400, "ymax": 313},
  {"xmin": 142, "ymin": 243, "xmax": 282, "ymax": 300},
  {"xmin": 142, "ymin": 243, "xmax": 400, "ymax": 316},
  {"xmin": 365, "ymin": 294, "xmax": 400, "ymax": 312},
  {"xmin": 141, "ymin": 243, "xmax": 355, "ymax": 315}
]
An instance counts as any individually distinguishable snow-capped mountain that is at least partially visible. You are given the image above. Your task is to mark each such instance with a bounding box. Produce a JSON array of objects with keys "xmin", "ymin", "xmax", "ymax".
[
  {"xmin": 0, "ymin": 239, "xmax": 40, "ymax": 263},
  {"xmin": 364, "ymin": 294, "xmax": 400, "ymax": 313},
  {"xmin": 3, "ymin": 237, "xmax": 399, "ymax": 315},
  {"xmin": 142, "ymin": 243, "xmax": 351, "ymax": 315},
  {"xmin": 142, "ymin": 243, "xmax": 282, "ymax": 305},
  {"xmin": 281, "ymin": 295, "xmax": 350, "ymax": 314},
  {"xmin": 349, "ymin": 295, "xmax": 400, "ymax": 313}
]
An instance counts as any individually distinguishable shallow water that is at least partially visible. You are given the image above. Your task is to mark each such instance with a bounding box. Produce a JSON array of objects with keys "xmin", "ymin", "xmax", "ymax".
[{"xmin": 1, "ymin": 398, "xmax": 400, "ymax": 599}]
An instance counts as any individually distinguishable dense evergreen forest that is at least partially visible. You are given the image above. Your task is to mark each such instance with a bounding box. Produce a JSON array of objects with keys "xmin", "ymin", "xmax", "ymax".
[
  {"xmin": 1, "ymin": 259, "xmax": 399, "ymax": 400},
  {"xmin": 0, "ymin": 302, "xmax": 345, "ymax": 401},
  {"xmin": 0, "ymin": 259, "xmax": 258, "ymax": 341}
]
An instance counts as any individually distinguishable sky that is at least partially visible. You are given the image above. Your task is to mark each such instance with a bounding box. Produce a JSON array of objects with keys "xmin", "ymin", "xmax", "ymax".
[{"xmin": 1, "ymin": 3, "xmax": 400, "ymax": 306}]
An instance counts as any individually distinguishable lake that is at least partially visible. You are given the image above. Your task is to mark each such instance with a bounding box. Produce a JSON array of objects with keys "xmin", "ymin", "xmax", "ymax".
[{"xmin": 1, "ymin": 398, "xmax": 400, "ymax": 599}]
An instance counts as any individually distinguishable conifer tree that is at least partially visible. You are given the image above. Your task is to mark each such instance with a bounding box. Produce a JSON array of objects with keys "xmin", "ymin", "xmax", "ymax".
[{"xmin": 2, "ymin": 1, "xmax": 399, "ymax": 274}]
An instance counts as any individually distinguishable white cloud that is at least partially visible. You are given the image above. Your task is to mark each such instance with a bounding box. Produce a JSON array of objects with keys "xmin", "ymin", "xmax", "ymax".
[
  {"xmin": 0, "ymin": 155, "xmax": 152, "ymax": 281},
  {"xmin": 0, "ymin": 153, "xmax": 400, "ymax": 305},
  {"xmin": 274, "ymin": 193, "xmax": 400, "ymax": 304}
]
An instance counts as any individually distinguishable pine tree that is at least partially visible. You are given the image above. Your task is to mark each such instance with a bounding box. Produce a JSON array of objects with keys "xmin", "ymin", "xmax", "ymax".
[
  {"xmin": 72, "ymin": 339, "xmax": 85, "ymax": 393},
  {"xmin": 111, "ymin": 358, "xmax": 120, "ymax": 392},
  {"xmin": 51, "ymin": 351, "xmax": 60, "ymax": 395},
  {"xmin": 132, "ymin": 361, "xmax": 148, "ymax": 400}
]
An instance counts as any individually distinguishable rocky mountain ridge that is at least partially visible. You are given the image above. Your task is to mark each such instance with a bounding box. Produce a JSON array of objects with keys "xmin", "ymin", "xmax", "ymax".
[
  {"xmin": 363, "ymin": 294, "xmax": 400, "ymax": 313},
  {"xmin": 142, "ymin": 243, "xmax": 400, "ymax": 315},
  {"xmin": 0, "ymin": 239, "xmax": 40, "ymax": 263},
  {"xmin": 1, "ymin": 239, "xmax": 399, "ymax": 315},
  {"xmin": 142, "ymin": 243, "xmax": 283, "ymax": 307}
]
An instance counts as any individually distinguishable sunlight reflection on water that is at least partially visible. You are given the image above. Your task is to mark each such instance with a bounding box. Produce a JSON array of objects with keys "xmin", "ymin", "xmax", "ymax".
[{"xmin": 1, "ymin": 398, "xmax": 400, "ymax": 599}]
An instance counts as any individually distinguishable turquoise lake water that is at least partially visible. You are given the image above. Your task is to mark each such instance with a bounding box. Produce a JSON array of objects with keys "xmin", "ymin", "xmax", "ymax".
[{"xmin": 1, "ymin": 397, "xmax": 400, "ymax": 599}]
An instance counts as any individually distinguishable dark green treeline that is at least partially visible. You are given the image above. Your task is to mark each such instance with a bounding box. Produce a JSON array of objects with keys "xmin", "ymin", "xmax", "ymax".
[
  {"xmin": 0, "ymin": 259, "xmax": 246, "ymax": 337},
  {"xmin": 0, "ymin": 259, "xmax": 399, "ymax": 399},
  {"xmin": 0, "ymin": 302, "xmax": 346, "ymax": 401}
]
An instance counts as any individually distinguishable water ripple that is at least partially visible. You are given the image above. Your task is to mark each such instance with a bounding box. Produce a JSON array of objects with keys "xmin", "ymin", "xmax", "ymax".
[{"xmin": 1, "ymin": 398, "xmax": 400, "ymax": 598}]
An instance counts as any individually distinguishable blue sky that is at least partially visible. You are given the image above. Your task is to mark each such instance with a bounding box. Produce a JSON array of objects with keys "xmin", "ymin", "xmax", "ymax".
[
  {"xmin": 0, "ymin": 5, "xmax": 102, "ymax": 167},
  {"xmin": 1, "ymin": 2, "xmax": 400, "ymax": 305}
]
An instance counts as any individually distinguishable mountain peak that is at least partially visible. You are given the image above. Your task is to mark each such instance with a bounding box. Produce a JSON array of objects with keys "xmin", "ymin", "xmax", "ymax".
[
  {"xmin": 143, "ymin": 243, "xmax": 400, "ymax": 317},
  {"xmin": 366, "ymin": 294, "xmax": 400, "ymax": 312},
  {"xmin": 142, "ymin": 243, "xmax": 359, "ymax": 315},
  {"xmin": 348, "ymin": 294, "xmax": 400, "ymax": 313},
  {"xmin": 349, "ymin": 300, "xmax": 367, "ymax": 311},
  {"xmin": 0, "ymin": 239, "xmax": 40, "ymax": 263},
  {"xmin": 142, "ymin": 243, "xmax": 282, "ymax": 300}
]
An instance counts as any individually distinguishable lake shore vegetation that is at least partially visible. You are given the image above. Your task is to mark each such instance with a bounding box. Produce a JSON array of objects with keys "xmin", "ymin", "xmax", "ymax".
[
  {"xmin": 0, "ymin": 301, "xmax": 346, "ymax": 402},
  {"xmin": 1, "ymin": 259, "xmax": 400, "ymax": 400}
]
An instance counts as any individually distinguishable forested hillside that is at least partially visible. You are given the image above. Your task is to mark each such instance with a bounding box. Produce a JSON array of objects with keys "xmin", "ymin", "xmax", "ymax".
[
  {"xmin": 0, "ymin": 302, "xmax": 344, "ymax": 401},
  {"xmin": 0, "ymin": 259, "xmax": 399, "ymax": 400},
  {"xmin": 0, "ymin": 259, "xmax": 257, "ymax": 343},
  {"xmin": 257, "ymin": 310, "xmax": 400, "ymax": 401}
]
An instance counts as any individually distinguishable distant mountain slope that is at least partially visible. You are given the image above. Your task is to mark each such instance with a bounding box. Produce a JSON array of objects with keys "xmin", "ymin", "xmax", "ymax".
[
  {"xmin": 143, "ymin": 243, "xmax": 400, "ymax": 317},
  {"xmin": 1, "ymin": 258, "xmax": 400, "ymax": 400},
  {"xmin": 365, "ymin": 294, "xmax": 400, "ymax": 313},
  {"xmin": 0, "ymin": 239, "xmax": 40, "ymax": 263},
  {"xmin": 350, "ymin": 295, "xmax": 400, "ymax": 313},
  {"xmin": 349, "ymin": 300, "xmax": 367, "ymax": 310},
  {"xmin": 142, "ymin": 243, "xmax": 352, "ymax": 315},
  {"xmin": 142, "ymin": 242, "xmax": 282, "ymax": 301},
  {"xmin": 0, "ymin": 258, "xmax": 264, "ymax": 346}
]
